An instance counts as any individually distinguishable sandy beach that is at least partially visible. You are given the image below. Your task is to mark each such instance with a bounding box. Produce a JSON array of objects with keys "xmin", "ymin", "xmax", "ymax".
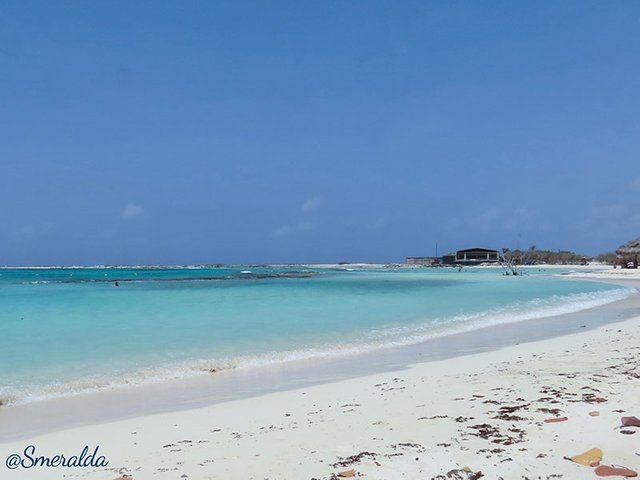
[{"xmin": 0, "ymin": 270, "xmax": 638, "ymax": 479}]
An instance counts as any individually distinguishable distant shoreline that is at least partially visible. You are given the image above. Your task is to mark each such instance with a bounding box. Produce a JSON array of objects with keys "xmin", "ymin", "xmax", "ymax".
[
  {"xmin": 0, "ymin": 263, "xmax": 395, "ymax": 269},
  {"xmin": 0, "ymin": 262, "xmax": 615, "ymax": 269}
]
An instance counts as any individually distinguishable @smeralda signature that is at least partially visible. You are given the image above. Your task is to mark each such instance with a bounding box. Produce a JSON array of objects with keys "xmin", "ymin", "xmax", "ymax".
[{"xmin": 5, "ymin": 445, "xmax": 108, "ymax": 469}]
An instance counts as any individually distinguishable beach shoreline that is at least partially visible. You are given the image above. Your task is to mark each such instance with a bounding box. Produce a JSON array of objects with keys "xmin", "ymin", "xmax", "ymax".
[{"xmin": 1, "ymin": 270, "xmax": 640, "ymax": 479}]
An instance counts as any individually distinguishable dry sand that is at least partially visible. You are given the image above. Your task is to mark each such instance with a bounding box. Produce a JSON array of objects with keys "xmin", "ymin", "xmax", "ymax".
[{"xmin": 1, "ymin": 270, "xmax": 639, "ymax": 480}]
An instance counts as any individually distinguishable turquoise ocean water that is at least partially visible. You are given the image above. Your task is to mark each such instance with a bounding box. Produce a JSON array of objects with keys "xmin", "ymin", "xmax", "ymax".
[{"xmin": 0, "ymin": 267, "xmax": 632, "ymax": 405}]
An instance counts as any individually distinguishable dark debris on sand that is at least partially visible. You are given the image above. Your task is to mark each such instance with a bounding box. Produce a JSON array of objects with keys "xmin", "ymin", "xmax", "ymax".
[
  {"xmin": 492, "ymin": 404, "xmax": 530, "ymax": 422},
  {"xmin": 431, "ymin": 468, "xmax": 484, "ymax": 480},
  {"xmin": 467, "ymin": 423, "xmax": 526, "ymax": 445},
  {"xmin": 331, "ymin": 452, "xmax": 377, "ymax": 468}
]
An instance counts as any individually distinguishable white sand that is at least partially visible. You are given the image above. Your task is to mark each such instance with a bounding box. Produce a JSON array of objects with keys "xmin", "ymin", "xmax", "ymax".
[{"xmin": 1, "ymin": 272, "xmax": 639, "ymax": 479}]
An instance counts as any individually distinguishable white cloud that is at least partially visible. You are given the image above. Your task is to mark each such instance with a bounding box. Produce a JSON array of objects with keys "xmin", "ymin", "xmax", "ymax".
[
  {"xmin": 468, "ymin": 207, "xmax": 501, "ymax": 230},
  {"xmin": 574, "ymin": 203, "xmax": 637, "ymax": 242},
  {"xmin": 272, "ymin": 220, "xmax": 316, "ymax": 238},
  {"xmin": 18, "ymin": 222, "xmax": 53, "ymax": 236},
  {"xmin": 272, "ymin": 198, "xmax": 321, "ymax": 238},
  {"xmin": 272, "ymin": 225, "xmax": 293, "ymax": 237},
  {"xmin": 122, "ymin": 203, "xmax": 144, "ymax": 220},
  {"xmin": 503, "ymin": 207, "xmax": 538, "ymax": 230},
  {"xmin": 582, "ymin": 204, "xmax": 625, "ymax": 227},
  {"xmin": 445, "ymin": 207, "xmax": 542, "ymax": 233},
  {"xmin": 444, "ymin": 217, "xmax": 462, "ymax": 231},
  {"xmin": 301, "ymin": 197, "xmax": 321, "ymax": 213}
]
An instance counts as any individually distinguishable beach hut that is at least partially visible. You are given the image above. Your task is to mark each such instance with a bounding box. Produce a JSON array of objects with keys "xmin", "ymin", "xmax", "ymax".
[{"xmin": 616, "ymin": 237, "xmax": 640, "ymax": 268}]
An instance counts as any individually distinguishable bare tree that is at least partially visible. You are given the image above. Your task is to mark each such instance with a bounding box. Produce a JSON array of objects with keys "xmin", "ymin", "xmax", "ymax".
[{"xmin": 500, "ymin": 248, "xmax": 523, "ymax": 276}]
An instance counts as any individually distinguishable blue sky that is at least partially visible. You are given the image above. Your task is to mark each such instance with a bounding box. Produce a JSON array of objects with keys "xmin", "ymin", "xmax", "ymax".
[{"xmin": 1, "ymin": 1, "xmax": 639, "ymax": 265}]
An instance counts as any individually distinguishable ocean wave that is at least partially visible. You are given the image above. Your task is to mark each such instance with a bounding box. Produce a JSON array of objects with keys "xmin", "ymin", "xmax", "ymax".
[
  {"xmin": 1, "ymin": 286, "xmax": 634, "ymax": 406},
  {"xmin": 362, "ymin": 287, "xmax": 635, "ymax": 344}
]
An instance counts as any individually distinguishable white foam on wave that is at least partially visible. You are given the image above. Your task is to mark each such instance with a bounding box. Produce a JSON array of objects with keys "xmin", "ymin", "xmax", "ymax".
[
  {"xmin": 2, "ymin": 286, "xmax": 635, "ymax": 406},
  {"xmin": 363, "ymin": 287, "xmax": 635, "ymax": 345}
]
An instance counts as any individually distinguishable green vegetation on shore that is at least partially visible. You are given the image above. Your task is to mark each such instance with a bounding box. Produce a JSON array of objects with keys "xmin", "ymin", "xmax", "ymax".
[{"xmin": 502, "ymin": 247, "xmax": 616, "ymax": 265}]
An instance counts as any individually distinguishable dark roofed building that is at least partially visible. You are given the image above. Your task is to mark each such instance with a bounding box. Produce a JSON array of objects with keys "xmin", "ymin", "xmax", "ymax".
[
  {"xmin": 442, "ymin": 253, "xmax": 456, "ymax": 265},
  {"xmin": 454, "ymin": 247, "xmax": 500, "ymax": 265}
]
